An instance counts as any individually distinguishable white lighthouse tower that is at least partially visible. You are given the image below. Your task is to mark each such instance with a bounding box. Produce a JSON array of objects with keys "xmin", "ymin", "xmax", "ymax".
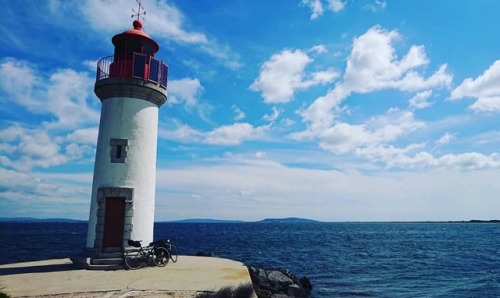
[{"xmin": 82, "ymin": 15, "xmax": 168, "ymax": 267}]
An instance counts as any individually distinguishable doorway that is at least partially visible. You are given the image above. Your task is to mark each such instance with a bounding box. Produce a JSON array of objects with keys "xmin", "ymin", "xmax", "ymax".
[
  {"xmin": 94, "ymin": 187, "xmax": 134, "ymax": 251},
  {"xmin": 102, "ymin": 197, "xmax": 125, "ymax": 248}
]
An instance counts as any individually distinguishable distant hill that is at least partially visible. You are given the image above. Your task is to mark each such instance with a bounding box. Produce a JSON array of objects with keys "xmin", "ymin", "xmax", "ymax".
[
  {"xmin": 0, "ymin": 217, "xmax": 86, "ymax": 223},
  {"xmin": 257, "ymin": 217, "xmax": 319, "ymax": 223},
  {"xmin": 167, "ymin": 219, "xmax": 245, "ymax": 224}
]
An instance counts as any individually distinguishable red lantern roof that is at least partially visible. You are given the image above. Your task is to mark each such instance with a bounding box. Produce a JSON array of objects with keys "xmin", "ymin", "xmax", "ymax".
[{"xmin": 111, "ymin": 20, "xmax": 159, "ymax": 54}]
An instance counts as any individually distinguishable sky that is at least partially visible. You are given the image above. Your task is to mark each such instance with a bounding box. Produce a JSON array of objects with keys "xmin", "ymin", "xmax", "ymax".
[{"xmin": 1, "ymin": 0, "xmax": 500, "ymax": 222}]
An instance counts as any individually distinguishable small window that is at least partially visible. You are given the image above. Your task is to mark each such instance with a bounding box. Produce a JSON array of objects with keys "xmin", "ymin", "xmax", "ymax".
[{"xmin": 110, "ymin": 139, "xmax": 128, "ymax": 163}]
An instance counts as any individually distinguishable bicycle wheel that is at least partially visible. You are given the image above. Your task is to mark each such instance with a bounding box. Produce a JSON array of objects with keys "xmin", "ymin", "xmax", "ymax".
[
  {"xmin": 125, "ymin": 249, "xmax": 144, "ymax": 270},
  {"xmin": 153, "ymin": 247, "xmax": 170, "ymax": 267},
  {"xmin": 170, "ymin": 245, "xmax": 178, "ymax": 263}
]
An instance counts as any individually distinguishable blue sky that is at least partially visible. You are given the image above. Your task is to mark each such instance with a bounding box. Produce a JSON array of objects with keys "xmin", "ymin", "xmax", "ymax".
[{"xmin": 1, "ymin": 0, "xmax": 500, "ymax": 221}]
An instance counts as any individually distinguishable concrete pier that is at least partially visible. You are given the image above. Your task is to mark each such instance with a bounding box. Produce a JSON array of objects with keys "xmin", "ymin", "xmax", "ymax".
[{"xmin": 0, "ymin": 256, "xmax": 255, "ymax": 297}]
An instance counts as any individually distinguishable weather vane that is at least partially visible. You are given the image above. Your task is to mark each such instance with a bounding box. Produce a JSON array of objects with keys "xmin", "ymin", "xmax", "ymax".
[{"xmin": 131, "ymin": 0, "xmax": 146, "ymax": 21}]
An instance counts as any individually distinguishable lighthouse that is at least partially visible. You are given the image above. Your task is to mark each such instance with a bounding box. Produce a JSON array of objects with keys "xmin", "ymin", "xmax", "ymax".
[{"xmin": 81, "ymin": 16, "xmax": 168, "ymax": 267}]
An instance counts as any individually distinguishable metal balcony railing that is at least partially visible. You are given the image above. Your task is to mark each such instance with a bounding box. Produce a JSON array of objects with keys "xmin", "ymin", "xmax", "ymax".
[{"xmin": 96, "ymin": 54, "xmax": 168, "ymax": 88}]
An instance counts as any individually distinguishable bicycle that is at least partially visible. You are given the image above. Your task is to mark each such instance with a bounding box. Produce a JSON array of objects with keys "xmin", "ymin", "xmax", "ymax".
[
  {"xmin": 151, "ymin": 239, "xmax": 178, "ymax": 263},
  {"xmin": 124, "ymin": 240, "xmax": 170, "ymax": 270}
]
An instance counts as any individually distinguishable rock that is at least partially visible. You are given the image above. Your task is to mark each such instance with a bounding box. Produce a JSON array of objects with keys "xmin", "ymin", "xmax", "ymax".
[
  {"xmin": 299, "ymin": 277, "xmax": 312, "ymax": 291},
  {"xmin": 248, "ymin": 266, "xmax": 312, "ymax": 298},
  {"xmin": 268, "ymin": 270, "xmax": 293, "ymax": 286}
]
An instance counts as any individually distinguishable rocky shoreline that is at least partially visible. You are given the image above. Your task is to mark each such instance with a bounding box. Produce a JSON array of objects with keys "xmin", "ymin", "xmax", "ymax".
[
  {"xmin": 196, "ymin": 252, "xmax": 313, "ymax": 298},
  {"xmin": 248, "ymin": 267, "xmax": 312, "ymax": 298}
]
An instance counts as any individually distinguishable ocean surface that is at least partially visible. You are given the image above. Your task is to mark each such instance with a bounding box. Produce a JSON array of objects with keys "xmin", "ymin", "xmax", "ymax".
[{"xmin": 0, "ymin": 221, "xmax": 499, "ymax": 297}]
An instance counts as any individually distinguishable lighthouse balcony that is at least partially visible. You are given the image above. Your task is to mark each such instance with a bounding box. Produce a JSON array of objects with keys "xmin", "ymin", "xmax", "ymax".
[
  {"xmin": 95, "ymin": 53, "xmax": 168, "ymax": 106},
  {"xmin": 96, "ymin": 53, "xmax": 168, "ymax": 88}
]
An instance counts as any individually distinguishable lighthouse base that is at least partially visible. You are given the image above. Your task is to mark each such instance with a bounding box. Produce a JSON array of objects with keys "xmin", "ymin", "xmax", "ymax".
[{"xmin": 71, "ymin": 247, "xmax": 124, "ymax": 270}]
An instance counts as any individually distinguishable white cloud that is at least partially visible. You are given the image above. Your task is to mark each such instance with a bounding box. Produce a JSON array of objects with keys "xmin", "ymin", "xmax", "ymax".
[
  {"xmin": 250, "ymin": 49, "xmax": 337, "ymax": 103},
  {"xmin": 364, "ymin": 0, "xmax": 387, "ymax": 13},
  {"xmin": 159, "ymin": 122, "xmax": 204, "ymax": 143},
  {"xmin": 232, "ymin": 105, "xmax": 246, "ymax": 121},
  {"xmin": 263, "ymin": 107, "xmax": 281, "ymax": 122},
  {"xmin": 409, "ymin": 90, "xmax": 433, "ymax": 109},
  {"xmin": 45, "ymin": 69, "xmax": 99, "ymax": 128},
  {"xmin": 301, "ymin": 0, "xmax": 345, "ymax": 19},
  {"xmin": 66, "ymin": 127, "xmax": 99, "ymax": 144},
  {"xmin": 0, "ymin": 58, "xmax": 42, "ymax": 111},
  {"xmin": 81, "ymin": 0, "xmax": 240, "ymax": 69},
  {"xmin": 290, "ymin": 85, "xmax": 349, "ymax": 140},
  {"xmin": 388, "ymin": 151, "xmax": 500, "ymax": 171},
  {"xmin": 155, "ymin": 156, "xmax": 500, "ymax": 221},
  {"xmin": 309, "ymin": 44, "xmax": 328, "ymax": 55},
  {"xmin": 0, "ymin": 58, "xmax": 99, "ymax": 129},
  {"xmin": 0, "ymin": 126, "xmax": 67, "ymax": 171},
  {"xmin": 451, "ymin": 60, "xmax": 500, "ymax": 99},
  {"xmin": 343, "ymin": 26, "xmax": 451, "ymax": 93},
  {"xmin": 292, "ymin": 25, "xmax": 451, "ymax": 142},
  {"xmin": 301, "ymin": 0, "xmax": 324, "ymax": 20},
  {"xmin": 318, "ymin": 109, "xmax": 425, "ymax": 154},
  {"xmin": 250, "ymin": 49, "xmax": 312, "ymax": 103},
  {"xmin": 469, "ymin": 97, "xmax": 500, "ymax": 112},
  {"xmin": 451, "ymin": 60, "xmax": 500, "ymax": 112},
  {"xmin": 435, "ymin": 132, "xmax": 455, "ymax": 146},
  {"xmin": 205, "ymin": 123, "xmax": 265, "ymax": 145},
  {"xmin": 328, "ymin": 0, "xmax": 346, "ymax": 12},
  {"xmin": 168, "ymin": 78, "xmax": 203, "ymax": 106}
]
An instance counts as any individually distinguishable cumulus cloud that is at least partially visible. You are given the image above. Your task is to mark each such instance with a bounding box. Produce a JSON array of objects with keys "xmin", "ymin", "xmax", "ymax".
[
  {"xmin": 328, "ymin": 0, "xmax": 346, "ymax": 12},
  {"xmin": 250, "ymin": 49, "xmax": 338, "ymax": 103},
  {"xmin": 168, "ymin": 78, "xmax": 204, "ymax": 106},
  {"xmin": 82, "ymin": 0, "xmax": 206, "ymax": 43},
  {"xmin": 82, "ymin": 0, "xmax": 240, "ymax": 69},
  {"xmin": 45, "ymin": 69, "xmax": 99, "ymax": 128},
  {"xmin": 364, "ymin": 0, "xmax": 387, "ymax": 13},
  {"xmin": 301, "ymin": 0, "xmax": 345, "ymax": 19},
  {"xmin": 301, "ymin": 0, "xmax": 324, "ymax": 19},
  {"xmin": 318, "ymin": 109, "xmax": 425, "ymax": 154},
  {"xmin": 343, "ymin": 26, "xmax": 451, "ymax": 93},
  {"xmin": 385, "ymin": 151, "xmax": 500, "ymax": 171},
  {"xmin": 309, "ymin": 44, "xmax": 328, "ymax": 55},
  {"xmin": 293, "ymin": 25, "xmax": 451, "ymax": 141},
  {"xmin": 0, "ymin": 58, "xmax": 100, "ymax": 171},
  {"xmin": 160, "ymin": 122, "xmax": 268, "ymax": 146},
  {"xmin": 0, "ymin": 58, "xmax": 98, "ymax": 129},
  {"xmin": 409, "ymin": 90, "xmax": 433, "ymax": 109},
  {"xmin": 0, "ymin": 58, "xmax": 43, "ymax": 112},
  {"xmin": 154, "ymin": 155, "xmax": 500, "ymax": 221},
  {"xmin": 435, "ymin": 132, "xmax": 455, "ymax": 146},
  {"xmin": 66, "ymin": 127, "xmax": 99, "ymax": 144},
  {"xmin": 0, "ymin": 126, "xmax": 67, "ymax": 171},
  {"xmin": 205, "ymin": 123, "xmax": 265, "ymax": 145},
  {"xmin": 263, "ymin": 107, "xmax": 281, "ymax": 122},
  {"xmin": 451, "ymin": 60, "xmax": 500, "ymax": 112},
  {"xmin": 159, "ymin": 123, "xmax": 204, "ymax": 143},
  {"xmin": 232, "ymin": 105, "xmax": 246, "ymax": 121}
]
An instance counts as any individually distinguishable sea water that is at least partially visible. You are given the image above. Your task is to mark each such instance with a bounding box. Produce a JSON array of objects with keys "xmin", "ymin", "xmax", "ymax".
[{"xmin": 1, "ymin": 221, "xmax": 499, "ymax": 297}]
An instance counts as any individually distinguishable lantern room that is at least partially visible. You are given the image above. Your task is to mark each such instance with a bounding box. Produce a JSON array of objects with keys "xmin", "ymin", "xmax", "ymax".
[
  {"xmin": 95, "ymin": 20, "xmax": 168, "ymax": 96},
  {"xmin": 112, "ymin": 20, "xmax": 159, "ymax": 57}
]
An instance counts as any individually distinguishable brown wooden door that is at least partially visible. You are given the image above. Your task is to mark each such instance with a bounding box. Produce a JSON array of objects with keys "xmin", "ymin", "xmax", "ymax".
[{"xmin": 102, "ymin": 197, "xmax": 126, "ymax": 248}]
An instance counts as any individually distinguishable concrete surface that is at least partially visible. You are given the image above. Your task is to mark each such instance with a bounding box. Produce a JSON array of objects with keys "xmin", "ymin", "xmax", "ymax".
[{"xmin": 0, "ymin": 256, "xmax": 255, "ymax": 297}]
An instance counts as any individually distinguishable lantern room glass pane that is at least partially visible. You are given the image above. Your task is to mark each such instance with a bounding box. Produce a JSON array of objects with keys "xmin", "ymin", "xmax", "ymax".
[
  {"xmin": 132, "ymin": 54, "xmax": 146, "ymax": 78},
  {"xmin": 149, "ymin": 58, "xmax": 160, "ymax": 82},
  {"xmin": 161, "ymin": 63, "xmax": 168, "ymax": 87}
]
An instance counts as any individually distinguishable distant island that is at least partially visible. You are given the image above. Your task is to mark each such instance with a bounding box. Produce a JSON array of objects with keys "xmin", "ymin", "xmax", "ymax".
[
  {"xmin": 164, "ymin": 217, "xmax": 319, "ymax": 224},
  {"xmin": 256, "ymin": 217, "xmax": 319, "ymax": 223},
  {"xmin": 1, "ymin": 217, "xmax": 499, "ymax": 224},
  {"xmin": 167, "ymin": 219, "xmax": 245, "ymax": 224}
]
